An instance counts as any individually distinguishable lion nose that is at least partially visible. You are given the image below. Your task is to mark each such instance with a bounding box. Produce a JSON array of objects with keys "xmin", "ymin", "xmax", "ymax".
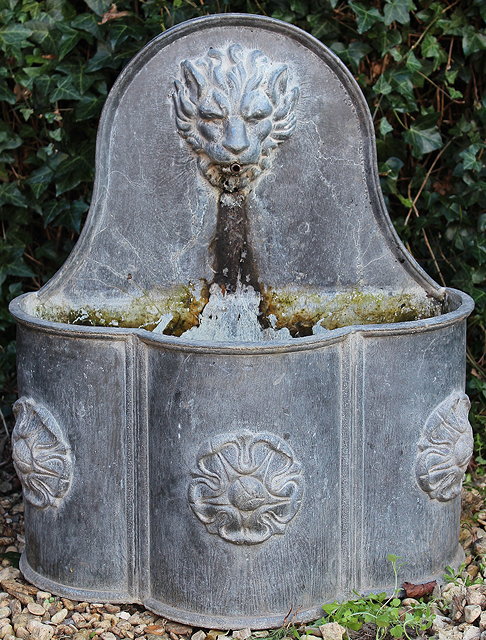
[{"xmin": 222, "ymin": 118, "xmax": 250, "ymax": 155}]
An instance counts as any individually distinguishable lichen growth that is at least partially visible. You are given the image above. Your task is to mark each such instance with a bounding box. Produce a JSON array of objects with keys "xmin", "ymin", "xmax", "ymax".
[
  {"xmin": 260, "ymin": 287, "xmax": 443, "ymax": 337},
  {"xmin": 35, "ymin": 281, "xmax": 210, "ymax": 336},
  {"xmin": 34, "ymin": 283, "xmax": 443, "ymax": 340}
]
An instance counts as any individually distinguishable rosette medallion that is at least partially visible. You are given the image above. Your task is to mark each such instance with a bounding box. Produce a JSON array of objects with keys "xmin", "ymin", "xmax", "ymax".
[
  {"xmin": 189, "ymin": 429, "xmax": 304, "ymax": 544},
  {"xmin": 12, "ymin": 398, "xmax": 73, "ymax": 509}
]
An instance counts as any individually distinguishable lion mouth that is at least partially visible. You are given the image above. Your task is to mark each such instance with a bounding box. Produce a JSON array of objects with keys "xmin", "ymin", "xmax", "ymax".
[
  {"xmin": 219, "ymin": 161, "xmax": 253, "ymax": 173},
  {"xmin": 199, "ymin": 160, "xmax": 262, "ymax": 193}
]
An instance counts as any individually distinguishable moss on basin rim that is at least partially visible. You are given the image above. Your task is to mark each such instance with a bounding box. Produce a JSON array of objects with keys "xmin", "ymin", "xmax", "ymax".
[
  {"xmin": 33, "ymin": 284, "xmax": 444, "ymax": 339},
  {"xmin": 260, "ymin": 287, "xmax": 444, "ymax": 336},
  {"xmin": 34, "ymin": 282, "xmax": 210, "ymax": 336}
]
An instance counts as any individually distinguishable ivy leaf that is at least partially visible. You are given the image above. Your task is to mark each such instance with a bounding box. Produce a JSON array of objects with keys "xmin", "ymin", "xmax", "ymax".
[
  {"xmin": 26, "ymin": 165, "xmax": 54, "ymax": 198},
  {"xmin": 384, "ymin": 0, "xmax": 415, "ymax": 26},
  {"xmin": 405, "ymin": 50, "xmax": 422, "ymax": 72},
  {"xmin": 348, "ymin": 40, "xmax": 372, "ymax": 68},
  {"xmin": 0, "ymin": 126, "xmax": 22, "ymax": 153},
  {"xmin": 404, "ymin": 124, "xmax": 443, "ymax": 157},
  {"xmin": 421, "ymin": 34, "xmax": 444, "ymax": 62},
  {"xmin": 24, "ymin": 19, "xmax": 58, "ymax": 53},
  {"xmin": 391, "ymin": 70, "xmax": 415, "ymax": 100},
  {"xmin": 0, "ymin": 183, "xmax": 28, "ymax": 208},
  {"xmin": 50, "ymin": 77, "xmax": 82, "ymax": 101},
  {"xmin": 74, "ymin": 94, "xmax": 104, "ymax": 120},
  {"xmin": 0, "ymin": 24, "xmax": 33, "ymax": 46},
  {"xmin": 373, "ymin": 26, "xmax": 402, "ymax": 53},
  {"xmin": 46, "ymin": 0, "xmax": 67, "ymax": 21},
  {"xmin": 83, "ymin": 0, "xmax": 112, "ymax": 17},
  {"xmin": 0, "ymin": 81, "xmax": 15, "ymax": 104},
  {"xmin": 374, "ymin": 73, "xmax": 393, "ymax": 95},
  {"xmin": 349, "ymin": 1, "xmax": 383, "ymax": 33},
  {"xmin": 57, "ymin": 24, "xmax": 81, "ymax": 60},
  {"xmin": 67, "ymin": 198, "xmax": 89, "ymax": 233},
  {"xmin": 55, "ymin": 154, "xmax": 92, "ymax": 195},
  {"xmin": 462, "ymin": 28, "xmax": 486, "ymax": 56},
  {"xmin": 379, "ymin": 118, "xmax": 394, "ymax": 136},
  {"xmin": 70, "ymin": 13, "xmax": 103, "ymax": 38},
  {"xmin": 459, "ymin": 144, "xmax": 484, "ymax": 172},
  {"xmin": 19, "ymin": 108, "xmax": 34, "ymax": 121}
]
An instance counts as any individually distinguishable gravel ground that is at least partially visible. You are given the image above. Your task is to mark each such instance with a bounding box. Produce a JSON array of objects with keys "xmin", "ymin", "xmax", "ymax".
[{"xmin": 0, "ymin": 468, "xmax": 483, "ymax": 640}]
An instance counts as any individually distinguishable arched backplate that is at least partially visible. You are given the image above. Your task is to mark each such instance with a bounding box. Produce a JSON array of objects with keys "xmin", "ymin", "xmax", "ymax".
[{"xmin": 35, "ymin": 15, "xmax": 441, "ymax": 317}]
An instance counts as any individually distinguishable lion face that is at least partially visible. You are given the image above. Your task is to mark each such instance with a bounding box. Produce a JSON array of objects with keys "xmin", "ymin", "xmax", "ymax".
[{"xmin": 173, "ymin": 44, "xmax": 299, "ymax": 192}]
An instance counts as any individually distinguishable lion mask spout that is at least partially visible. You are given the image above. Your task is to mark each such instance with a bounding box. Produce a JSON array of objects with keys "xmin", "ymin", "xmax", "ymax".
[{"xmin": 173, "ymin": 44, "xmax": 299, "ymax": 192}]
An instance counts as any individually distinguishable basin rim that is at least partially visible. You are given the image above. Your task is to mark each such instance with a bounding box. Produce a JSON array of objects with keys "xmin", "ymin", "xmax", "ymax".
[{"xmin": 9, "ymin": 287, "xmax": 474, "ymax": 355}]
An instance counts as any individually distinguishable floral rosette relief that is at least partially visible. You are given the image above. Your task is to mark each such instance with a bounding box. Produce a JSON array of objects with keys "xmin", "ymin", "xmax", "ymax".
[
  {"xmin": 12, "ymin": 397, "xmax": 73, "ymax": 509},
  {"xmin": 189, "ymin": 429, "xmax": 304, "ymax": 544},
  {"xmin": 416, "ymin": 392, "xmax": 473, "ymax": 502}
]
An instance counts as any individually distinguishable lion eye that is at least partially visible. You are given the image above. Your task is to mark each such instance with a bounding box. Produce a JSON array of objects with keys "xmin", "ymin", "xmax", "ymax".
[
  {"xmin": 241, "ymin": 93, "xmax": 272, "ymax": 122},
  {"xmin": 198, "ymin": 104, "xmax": 225, "ymax": 121}
]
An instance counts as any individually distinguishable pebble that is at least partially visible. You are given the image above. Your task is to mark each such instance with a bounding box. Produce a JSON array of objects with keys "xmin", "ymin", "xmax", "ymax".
[
  {"xmin": 73, "ymin": 632, "xmax": 92, "ymax": 640},
  {"xmin": 26, "ymin": 619, "xmax": 54, "ymax": 640},
  {"xmin": 443, "ymin": 583, "xmax": 467, "ymax": 603},
  {"xmin": 467, "ymin": 565, "xmax": 480, "ymax": 579},
  {"xmin": 117, "ymin": 621, "xmax": 133, "ymax": 631},
  {"xmin": 145, "ymin": 624, "xmax": 167, "ymax": 636},
  {"xmin": 133, "ymin": 624, "xmax": 147, "ymax": 634},
  {"xmin": 402, "ymin": 598, "xmax": 420, "ymax": 606},
  {"xmin": 433, "ymin": 615, "xmax": 454, "ymax": 632},
  {"xmin": 192, "ymin": 631, "xmax": 207, "ymax": 640},
  {"xmin": 0, "ymin": 608, "xmax": 9, "ymax": 618},
  {"xmin": 62, "ymin": 598, "xmax": 75, "ymax": 611},
  {"xmin": 12, "ymin": 613, "xmax": 34, "ymax": 631},
  {"xmin": 480, "ymin": 612, "xmax": 486, "ymax": 632},
  {"xmin": 128, "ymin": 613, "xmax": 144, "ymax": 625},
  {"xmin": 101, "ymin": 634, "xmax": 117, "ymax": 640},
  {"xmin": 319, "ymin": 623, "xmax": 346, "ymax": 640},
  {"xmin": 104, "ymin": 604, "xmax": 120, "ymax": 614},
  {"xmin": 27, "ymin": 602, "xmax": 45, "ymax": 616},
  {"xmin": 465, "ymin": 605, "xmax": 482, "ymax": 624},
  {"xmin": 0, "ymin": 625, "xmax": 12, "ymax": 639},
  {"xmin": 117, "ymin": 610, "xmax": 131, "ymax": 620},
  {"xmin": 166, "ymin": 622, "xmax": 193, "ymax": 635},
  {"xmin": 439, "ymin": 629, "xmax": 464, "ymax": 640},
  {"xmin": 8, "ymin": 600, "xmax": 20, "ymax": 617},
  {"xmin": 232, "ymin": 630, "xmax": 251, "ymax": 640},
  {"xmin": 475, "ymin": 539, "xmax": 486, "ymax": 555},
  {"xmin": 51, "ymin": 608, "xmax": 68, "ymax": 624},
  {"xmin": 463, "ymin": 627, "xmax": 481, "ymax": 640},
  {"xmin": 467, "ymin": 587, "xmax": 486, "ymax": 608},
  {"xmin": 35, "ymin": 592, "xmax": 51, "ymax": 601}
]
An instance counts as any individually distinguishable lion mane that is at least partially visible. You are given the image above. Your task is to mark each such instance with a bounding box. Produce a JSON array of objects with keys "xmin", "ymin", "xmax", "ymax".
[{"xmin": 172, "ymin": 44, "xmax": 299, "ymax": 189}]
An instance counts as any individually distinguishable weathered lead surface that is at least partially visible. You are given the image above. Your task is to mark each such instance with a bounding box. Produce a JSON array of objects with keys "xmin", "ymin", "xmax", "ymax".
[{"xmin": 9, "ymin": 14, "xmax": 474, "ymax": 630}]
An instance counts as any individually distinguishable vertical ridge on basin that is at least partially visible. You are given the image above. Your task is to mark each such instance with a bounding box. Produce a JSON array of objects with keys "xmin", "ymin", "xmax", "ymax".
[
  {"xmin": 136, "ymin": 339, "xmax": 150, "ymax": 602},
  {"xmin": 125, "ymin": 334, "xmax": 137, "ymax": 599},
  {"xmin": 340, "ymin": 333, "xmax": 365, "ymax": 595}
]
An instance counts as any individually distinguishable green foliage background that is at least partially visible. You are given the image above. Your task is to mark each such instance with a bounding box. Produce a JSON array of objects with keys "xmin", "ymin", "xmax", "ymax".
[{"xmin": 0, "ymin": 0, "xmax": 485, "ymax": 436}]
